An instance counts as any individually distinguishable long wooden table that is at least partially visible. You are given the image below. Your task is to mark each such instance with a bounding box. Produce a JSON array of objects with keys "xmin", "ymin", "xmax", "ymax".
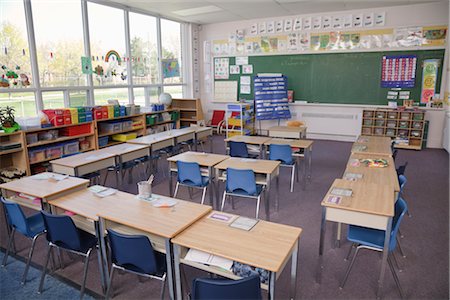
[
  {"xmin": 214, "ymin": 157, "xmax": 280, "ymax": 220},
  {"xmin": 172, "ymin": 211, "xmax": 302, "ymax": 300},
  {"xmin": 174, "ymin": 126, "xmax": 214, "ymax": 152},
  {"xmin": 317, "ymin": 179, "xmax": 394, "ymax": 298},
  {"xmin": 268, "ymin": 126, "xmax": 307, "ymax": 139},
  {"xmin": 167, "ymin": 151, "xmax": 230, "ymax": 209},
  {"xmin": 351, "ymin": 135, "xmax": 392, "ymax": 156},
  {"xmin": 224, "ymin": 135, "xmax": 273, "ymax": 158}
]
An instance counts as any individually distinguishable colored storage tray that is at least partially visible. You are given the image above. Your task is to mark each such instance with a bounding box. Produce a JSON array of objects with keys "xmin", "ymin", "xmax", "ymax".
[
  {"xmin": 60, "ymin": 123, "xmax": 91, "ymax": 136},
  {"xmin": 111, "ymin": 133, "xmax": 137, "ymax": 142},
  {"xmin": 63, "ymin": 141, "xmax": 80, "ymax": 155},
  {"xmin": 98, "ymin": 136, "xmax": 109, "ymax": 148}
]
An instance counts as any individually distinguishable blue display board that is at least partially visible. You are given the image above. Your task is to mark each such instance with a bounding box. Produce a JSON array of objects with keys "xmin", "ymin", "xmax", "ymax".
[{"xmin": 254, "ymin": 75, "xmax": 291, "ymax": 120}]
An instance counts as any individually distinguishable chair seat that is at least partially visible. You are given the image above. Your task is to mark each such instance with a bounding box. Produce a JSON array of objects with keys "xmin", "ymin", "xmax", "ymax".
[
  {"xmin": 228, "ymin": 184, "xmax": 263, "ymax": 197},
  {"xmin": 25, "ymin": 213, "xmax": 45, "ymax": 237},
  {"xmin": 347, "ymin": 225, "xmax": 385, "ymax": 250},
  {"xmin": 181, "ymin": 176, "xmax": 209, "ymax": 188},
  {"xmin": 55, "ymin": 229, "xmax": 97, "ymax": 254},
  {"xmin": 120, "ymin": 251, "xmax": 167, "ymax": 277}
]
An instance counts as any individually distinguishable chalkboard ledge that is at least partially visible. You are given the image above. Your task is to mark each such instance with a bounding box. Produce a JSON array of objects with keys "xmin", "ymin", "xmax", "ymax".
[{"xmin": 289, "ymin": 102, "xmax": 447, "ymax": 111}]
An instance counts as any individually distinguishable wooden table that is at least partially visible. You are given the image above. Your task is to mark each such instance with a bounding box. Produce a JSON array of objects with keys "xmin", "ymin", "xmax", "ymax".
[
  {"xmin": 172, "ymin": 211, "xmax": 302, "ymax": 300},
  {"xmin": 317, "ymin": 179, "xmax": 394, "ymax": 297},
  {"xmin": 264, "ymin": 138, "xmax": 314, "ymax": 190},
  {"xmin": 97, "ymin": 193, "xmax": 212, "ymax": 300},
  {"xmin": 50, "ymin": 150, "xmax": 116, "ymax": 177},
  {"xmin": 224, "ymin": 135, "xmax": 273, "ymax": 158},
  {"xmin": 180, "ymin": 126, "xmax": 214, "ymax": 152},
  {"xmin": 268, "ymin": 126, "xmax": 307, "ymax": 139},
  {"xmin": 167, "ymin": 151, "xmax": 230, "ymax": 209},
  {"xmin": 351, "ymin": 135, "xmax": 392, "ymax": 156},
  {"xmin": 0, "ymin": 172, "xmax": 89, "ymax": 211},
  {"xmin": 214, "ymin": 157, "xmax": 280, "ymax": 220}
]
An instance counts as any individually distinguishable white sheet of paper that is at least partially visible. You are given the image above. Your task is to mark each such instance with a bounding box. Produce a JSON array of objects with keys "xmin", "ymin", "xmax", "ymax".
[
  {"xmin": 240, "ymin": 76, "xmax": 251, "ymax": 85},
  {"xmin": 230, "ymin": 216, "xmax": 259, "ymax": 231},
  {"xmin": 240, "ymin": 84, "xmax": 251, "ymax": 94}
]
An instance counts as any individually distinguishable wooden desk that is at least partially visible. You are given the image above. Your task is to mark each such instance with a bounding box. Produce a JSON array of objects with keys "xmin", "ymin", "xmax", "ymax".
[
  {"xmin": 167, "ymin": 152, "xmax": 230, "ymax": 209},
  {"xmin": 97, "ymin": 193, "xmax": 212, "ymax": 300},
  {"xmin": 264, "ymin": 138, "xmax": 314, "ymax": 189},
  {"xmin": 169, "ymin": 128, "xmax": 196, "ymax": 144},
  {"xmin": 172, "ymin": 211, "xmax": 302, "ymax": 300},
  {"xmin": 0, "ymin": 172, "xmax": 89, "ymax": 211},
  {"xmin": 268, "ymin": 126, "xmax": 307, "ymax": 139},
  {"xmin": 50, "ymin": 151, "xmax": 116, "ymax": 177},
  {"xmin": 317, "ymin": 179, "xmax": 394, "ymax": 297},
  {"xmin": 351, "ymin": 135, "xmax": 392, "ymax": 156},
  {"xmin": 224, "ymin": 135, "xmax": 273, "ymax": 158},
  {"xmin": 183, "ymin": 126, "xmax": 214, "ymax": 152},
  {"xmin": 214, "ymin": 157, "xmax": 280, "ymax": 220}
]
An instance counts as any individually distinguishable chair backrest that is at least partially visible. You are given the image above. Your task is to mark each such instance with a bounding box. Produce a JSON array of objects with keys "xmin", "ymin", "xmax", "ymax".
[
  {"xmin": 211, "ymin": 110, "xmax": 225, "ymax": 126},
  {"xmin": 389, "ymin": 198, "xmax": 408, "ymax": 252},
  {"xmin": 1, "ymin": 197, "xmax": 30, "ymax": 236},
  {"xmin": 177, "ymin": 161, "xmax": 203, "ymax": 186},
  {"xmin": 226, "ymin": 168, "xmax": 257, "ymax": 195},
  {"xmin": 398, "ymin": 174, "xmax": 407, "ymax": 194},
  {"xmin": 191, "ymin": 274, "xmax": 262, "ymax": 300},
  {"xmin": 229, "ymin": 141, "xmax": 249, "ymax": 158},
  {"xmin": 41, "ymin": 210, "xmax": 82, "ymax": 251},
  {"xmin": 107, "ymin": 229, "xmax": 160, "ymax": 275},
  {"xmin": 269, "ymin": 144, "xmax": 293, "ymax": 165},
  {"xmin": 396, "ymin": 161, "xmax": 408, "ymax": 176}
]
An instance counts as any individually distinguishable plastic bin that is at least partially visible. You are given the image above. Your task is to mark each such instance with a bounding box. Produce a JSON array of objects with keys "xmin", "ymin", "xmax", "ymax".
[
  {"xmin": 121, "ymin": 120, "xmax": 133, "ymax": 131},
  {"xmin": 99, "ymin": 122, "xmax": 122, "ymax": 134},
  {"xmin": 28, "ymin": 148, "xmax": 46, "ymax": 163},
  {"xmin": 63, "ymin": 141, "xmax": 80, "ymax": 155},
  {"xmin": 98, "ymin": 136, "xmax": 109, "ymax": 148},
  {"xmin": 111, "ymin": 133, "xmax": 137, "ymax": 142},
  {"xmin": 45, "ymin": 145, "xmax": 63, "ymax": 160},
  {"xmin": 60, "ymin": 123, "xmax": 91, "ymax": 136},
  {"xmin": 26, "ymin": 133, "xmax": 38, "ymax": 145},
  {"xmin": 146, "ymin": 115, "xmax": 157, "ymax": 125},
  {"xmin": 79, "ymin": 138, "xmax": 91, "ymax": 151},
  {"xmin": 38, "ymin": 130, "xmax": 58, "ymax": 141}
]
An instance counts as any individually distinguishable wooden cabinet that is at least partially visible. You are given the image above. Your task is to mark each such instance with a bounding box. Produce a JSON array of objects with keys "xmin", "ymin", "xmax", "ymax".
[
  {"xmin": 95, "ymin": 114, "xmax": 146, "ymax": 148},
  {"xmin": 0, "ymin": 131, "xmax": 29, "ymax": 180},
  {"xmin": 144, "ymin": 109, "xmax": 180, "ymax": 133},
  {"xmin": 361, "ymin": 109, "xmax": 426, "ymax": 150},
  {"xmin": 171, "ymin": 98, "xmax": 204, "ymax": 127}
]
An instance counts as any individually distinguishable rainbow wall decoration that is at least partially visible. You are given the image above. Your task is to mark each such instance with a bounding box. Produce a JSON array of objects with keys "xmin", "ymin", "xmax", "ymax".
[{"xmin": 105, "ymin": 50, "xmax": 122, "ymax": 65}]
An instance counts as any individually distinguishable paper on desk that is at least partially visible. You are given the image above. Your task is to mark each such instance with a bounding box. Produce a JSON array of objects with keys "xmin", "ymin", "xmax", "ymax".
[
  {"xmin": 229, "ymin": 216, "xmax": 258, "ymax": 231},
  {"xmin": 343, "ymin": 172, "xmax": 363, "ymax": 181},
  {"xmin": 240, "ymin": 158, "xmax": 257, "ymax": 163},
  {"xmin": 151, "ymin": 197, "xmax": 177, "ymax": 208},
  {"xmin": 32, "ymin": 173, "xmax": 68, "ymax": 181},
  {"xmin": 331, "ymin": 188, "xmax": 353, "ymax": 197},
  {"xmin": 89, "ymin": 185, "xmax": 117, "ymax": 197},
  {"xmin": 184, "ymin": 249, "xmax": 233, "ymax": 271}
]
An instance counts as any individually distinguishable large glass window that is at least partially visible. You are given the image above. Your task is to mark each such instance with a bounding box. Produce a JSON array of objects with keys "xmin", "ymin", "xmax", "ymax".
[
  {"xmin": 129, "ymin": 13, "xmax": 159, "ymax": 85},
  {"xmin": 0, "ymin": 1, "xmax": 33, "ymax": 89},
  {"xmin": 32, "ymin": 0, "xmax": 86, "ymax": 87},
  {"xmin": 164, "ymin": 86, "xmax": 183, "ymax": 98},
  {"xmin": 88, "ymin": 2, "xmax": 127, "ymax": 86},
  {"xmin": 42, "ymin": 91, "xmax": 64, "ymax": 109},
  {"xmin": 0, "ymin": 92, "xmax": 36, "ymax": 118},
  {"xmin": 161, "ymin": 19, "xmax": 182, "ymax": 84},
  {"xmin": 94, "ymin": 88, "xmax": 129, "ymax": 105},
  {"xmin": 69, "ymin": 90, "xmax": 88, "ymax": 107}
]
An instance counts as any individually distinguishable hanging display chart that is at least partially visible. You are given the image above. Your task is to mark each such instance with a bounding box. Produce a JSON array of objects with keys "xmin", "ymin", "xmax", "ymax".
[
  {"xmin": 380, "ymin": 55, "xmax": 417, "ymax": 88},
  {"xmin": 254, "ymin": 75, "xmax": 291, "ymax": 120}
]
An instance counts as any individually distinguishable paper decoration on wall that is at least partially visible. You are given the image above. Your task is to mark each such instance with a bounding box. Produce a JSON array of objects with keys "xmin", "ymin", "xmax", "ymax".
[
  {"xmin": 259, "ymin": 22, "xmax": 266, "ymax": 34},
  {"xmin": 310, "ymin": 35, "xmax": 320, "ymax": 50},
  {"xmin": 236, "ymin": 56, "xmax": 248, "ymax": 65},
  {"xmin": 105, "ymin": 50, "xmax": 121, "ymax": 64},
  {"xmin": 267, "ymin": 21, "xmax": 275, "ymax": 34},
  {"xmin": 214, "ymin": 57, "xmax": 229, "ymax": 79},
  {"xmin": 81, "ymin": 56, "xmax": 92, "ymax": 74},
  {"xmin": 242, "ymin": 65, "xmax": 253, "ymax": 74},
  {"xmin": 299, "ymin": 33, "xmax": 310, "ymax": 50},
  {"xmin": 343, "ymin": 15, "xmax": 352, "ymax": 28},
  {"xmin": 228, "ymin": 33, "xmax": 236, "ymax": 43},
  {"xmin": 375, "ymin": 12, "xmax": 386, "ymax": 26},
  {"xmin": 395, "ymin": 27, "xmax": 423, "ymax": 47},
  {"xmin": 277, "ymin": 36, "xmax": 287, "ymax": 52},
  {"xmin": 312, "ymin": 16, "xmax": 322, "ymax": 30},
  {"xmin": 94, "ymin": 65, "xmax": 104, "ymax": 76},
  {"xmin": 353, "ymin": 14, "xmax": 363, "ymax": 27},
  {"xmin": 284, "ymin": 20, "xmax": 293, "ymax": 32},
  {"xmin": 162, "ymin": 59, "xmax": 180, "ymax": 78},
  {"xmin": 303, "ymin": 17, "xmax": 312, "ymax": 30},
  {"xmin": 240, "ymin": 84, "xmax": 251, "ymax": 94},
  {"xmin": 381, "ymin": 55, "xmax": 417, "ymax": 88},
  {"xmin": 214, "ymin": 81, "xmax": 238, "ymax": 102},
  {"xmin": 323, "ymin": 16, "xmax": 331, "ymax": 30},
  {"xmin": 364, "ymin": 13, "xmax": 374, "ymax": 27},
  {"xmin": 276, "ymin": 20, "xmax": 283, "ymax": 33},
  {"xmin": 240, "ymin": 76, "xmax": 251, "ymax": 85},
  {"xmin": 230, "ymin": 65, "xmax": 240, "ymax": 74},
  {"xmin": 332, "ymin": 16, "xmax": 342, "ymax": 29},
  {"xmin": 251, "ymin": 24, "xmax": 258, "ymax": 35},
  {"xmin": 421, "ymin": 59, "xmax": 440, "ymax": 103},
  {"xmin": 294, "ymin": 18, "xmax": 302, "ymax": 31},
  {"xmin": 236, "ymin": 29, "xmax": 245, "ymax": 42},
  {"xmin": 287, "ymin": 33, "xmax": 298, "ymax": 51},
  {"xmin": 423, "ymin": 26, "xmax": 447, "ymax": 46}
]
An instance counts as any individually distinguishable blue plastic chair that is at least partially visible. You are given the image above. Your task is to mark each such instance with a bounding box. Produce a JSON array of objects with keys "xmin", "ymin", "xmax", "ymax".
[
  {"xmin": 39, "ymin": 210, "xmax": 98, "ymax": 298},
  {"xmin": 1, "ymin": 197, "xmax": 46, "ymax": 285},
  {"xmin": 269, "ymin": 144, "xmax": 297, "ymax": 193},
  {"xmin": 221, "ymin": 168, "xmax": 264, "ymax": 219},
  {"xmin": 174, "ymin": 161, "xmax": 209, "ymax": 205},
  {"xmin": 340, "ymin": 198, "xmax": 408, "ymax": 298},
  {"xmin": 191, "ymin": 274, "xmax": 262, "ymax": 300},
  {"xmin": 229, "ymin": 141, "xmax": 258, "ymax": 159},
  {"xmin": 396, "ymin": 161, "xmax": 408, "ymax": 176},
  {"xmin": 106, "ymin": 229, "xmax": 167, "ymax": 299}
]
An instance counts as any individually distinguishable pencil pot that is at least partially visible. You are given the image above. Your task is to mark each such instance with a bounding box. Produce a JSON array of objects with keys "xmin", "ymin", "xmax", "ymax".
[{"xmin": 138, "ymin": 181, "xmax": 152, "ymax": 199}]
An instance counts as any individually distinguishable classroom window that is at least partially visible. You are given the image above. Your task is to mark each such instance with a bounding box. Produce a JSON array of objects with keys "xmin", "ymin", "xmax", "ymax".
[
  {"xmin": 0, "ymin": 0, "xmax": 33, "ymax": 89},
  {"xmin": 94, "ymin": 88, "xmax": 129, "ymax": 105},
  {"xmin": 163, "ymin": 85, "xmax": 183, "ymax": 98},
  {"xmin": 42, "ymin": 91, "xmax": 64, "ymax": 109},
  {"xmin": 32, "ymin": 0, "xmax": 86, "ymax": 87},
  {"xmin": 129, "ymin": 12, "xmax": 159, "ymax": 85},
  {"xmin": 88, "ymin": 2, "xmax": 127, "ymax": 86},
  {"xmin": 161, "ymin": 19, "xmax": 183, "ymax": 84},
  {"xmin": 133, "ymin": 88, "xmax": 145, "ymax": 106},
  {"xmin": 69, "ymin": 90, "xmax": 88, "ymax": 107},
  {"xmin": 0, "ymin": 92, "xmax": 37, "ymax": 118}
]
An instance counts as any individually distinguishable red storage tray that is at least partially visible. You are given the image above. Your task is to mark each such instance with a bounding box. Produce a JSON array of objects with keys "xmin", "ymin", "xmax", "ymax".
[{"xmin": 60, "ymin": 123, "xmax": 91, "ymax": 136}]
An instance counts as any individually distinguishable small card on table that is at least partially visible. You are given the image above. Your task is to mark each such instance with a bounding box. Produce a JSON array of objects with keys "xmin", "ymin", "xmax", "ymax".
[
  {"xmin": 325, "ymin": 195, "xmax": 342, "ymax": 204},
  {"xmin": 331, "ymin": 188, "xmax": 353, "ymax": 197},
  {"xmin": 229, "ymin": 216, "xmax": 259, "ymax": 231}
]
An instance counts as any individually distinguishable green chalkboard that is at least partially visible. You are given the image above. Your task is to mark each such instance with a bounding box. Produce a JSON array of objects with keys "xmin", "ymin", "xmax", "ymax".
[{"xmin": 217, "ymin": 49, "xmax": 445, "ymax": 105}]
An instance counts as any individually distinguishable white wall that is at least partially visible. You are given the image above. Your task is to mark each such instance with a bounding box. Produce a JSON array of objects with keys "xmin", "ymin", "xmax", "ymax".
[{"xmin": 197, "ymin": 1, "xmax": 449, "ymax": 144}]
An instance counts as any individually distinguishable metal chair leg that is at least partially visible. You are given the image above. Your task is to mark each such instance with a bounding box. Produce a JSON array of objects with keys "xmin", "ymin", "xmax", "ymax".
[
  {"xmin": 38, "ymin": 245, "xmax": 53, "ymax": 294},
  {"xmin": 396, "ymin": 236, "xmax": 407, "ymax": 258},
  {"xmin": 290, "ymin": 165, "xmax": 295, "ymax": 193},
  {"xmin": 296, "ymin": 158, "xmax": 300, "ymax": 183},
  {"xmin": 340, "ymin": 246, "xmax": 360, "ymax": 288},
  {"xmin": 221, "ymin": 191, "xmax": 227, "ymax": 211},
  {"xmin": 391, "ymin": 251, "xmax": 402, "ymax": 272},
  {"xmin": 201, "ymin": 187, "xmax": 207, "ymax": 205},
  {"xmin": 160, "ymin": 275, "xmax": 167, "ymax": 300},
  {"xmin": 256, "ymin": 195, "xmax": 261, "ymax": 219},
  {"xmin": 188, "ymin": 187, "xmax": 193, "ymax": 199},
  {"xmin": 80, "ymin": 249, "xmax": 92, "ymax": 299},
  {"xmin": 344, "ymin": 243, "xmax": 356, "ymax": 261},
  {"xmin": 22, "ymin": 233, "xmax": 44, "ymax": 285},
  {"xmin": 2, "ymin": 227, "xmax": 15, "ymax": 267},
  {"xmin": 388, "ymin": 255, "xmax": 405, "ymax": 298},
  {"xmin": 174, "ymin": 182, "xmax": 180, "ymax": 198},
  {"xmin": 105, "ymin": 265, "xmax": 116, "ymax": 300}
]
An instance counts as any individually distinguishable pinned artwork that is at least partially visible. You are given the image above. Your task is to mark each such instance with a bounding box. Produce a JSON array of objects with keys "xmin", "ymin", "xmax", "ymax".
[
  {"xmin": 322, "ymin": 16, "xmax": 331, "ymax": 30},
  {"xmin": 81, "ymin": 56, "xmax": 93, "ymax": 74},
  {"xmin": 284, "ymin": 19, "xmax": 293, "ymax": 32},
  {"xmin": 162, "ymin": 59, "xmax": 180, "ymax": 78},
  {"xmin": 105, "ymin": 50, "xmax": 122, "ymax": 65},
  {"xmin": 312, "ymin": 16, "xmax": 322, "ymax": 30},
  {"xmin": 294, "ymin": 18, "xmax": 302, "ymax": 31}
]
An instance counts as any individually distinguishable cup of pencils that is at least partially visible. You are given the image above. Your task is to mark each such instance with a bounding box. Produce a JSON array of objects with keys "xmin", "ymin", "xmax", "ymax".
[{"xmin": 138, "ymin": 174, "xmax": 154, "ymax": 199}]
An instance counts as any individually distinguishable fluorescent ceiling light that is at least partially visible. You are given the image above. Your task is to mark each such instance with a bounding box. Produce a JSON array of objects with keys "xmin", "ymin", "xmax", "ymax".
[{"xmin": 173, "ymin": 5, "xmax": 222, "ymax": 16}]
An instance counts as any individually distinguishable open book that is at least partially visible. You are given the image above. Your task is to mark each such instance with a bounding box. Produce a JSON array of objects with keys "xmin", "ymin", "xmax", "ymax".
[{"xmin": 184, "ymin": 249, "xmax": 233, "ymax": 271}]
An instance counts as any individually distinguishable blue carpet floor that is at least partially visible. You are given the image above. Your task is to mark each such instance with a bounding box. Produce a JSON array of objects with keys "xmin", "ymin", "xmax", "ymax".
[{"xmin": 0, "ymin": 251, "xmax": 95, "ymax": 300}]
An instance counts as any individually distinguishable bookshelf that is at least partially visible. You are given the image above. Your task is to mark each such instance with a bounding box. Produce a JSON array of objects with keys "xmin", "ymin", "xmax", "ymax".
[
  {"xmin": 171, "ymin": 98, "xmax": 204, "ymax": 127},
  {"xmin": 0, "ymin": 131, "xmax": 29, "ymax": 180}
]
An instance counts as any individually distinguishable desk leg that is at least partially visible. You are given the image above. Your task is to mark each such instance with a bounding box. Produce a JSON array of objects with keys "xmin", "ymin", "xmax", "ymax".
[
  {"xmin": 303, "ymin": 155, "xmax": 307, "ymax": 190},
  {"xmin": 208, "ymin": 166, "xmax": 215, "ymax": 209},
  {"xmin": 169, "ymin": 164, "xmax": 174, "ymax": 197},
  {"xmin": 165, "ymin": 239, "xmax": 175, "ymax": 300},
  {"xmin": 260, "ymin": 144, "xmax": 264, "ymax": 159},
  {"xmin": 264, "ymin": 175, "xmax": 271, "ymax": 221},
  {"xmin": 376, "ymin": 217, "xmax": 392, "ymax": 298},
  {"xmin": 316, "ymin": 207, "xmax": 327, "ymax": 283},
  {"xmin": 275, "ymin": 175, "xmax": 280, "ymax": 212},
  {"xmin": 209, "ymin": 135, "xmax": 213, "ymax": 153},
  {"xmin": 335, "ymin": 223, "xmax": 342, "ymax": 248},
  {"xmin": 308, "ymin": 146, "xmax": 312, "ymax": 182},
  {"xmin": 215, "ymin": 170, "xmax": 221, "ymax": 210},
  {"xmin": 290, "ymin": 240, "xmax": 299, "ymax": 300},
  {"xmin": 173, "ymin": 244, "xmax": 183, "ymax": 300},
  {"xmin": 268, "ymin": 271, "xmax": 276, "ymax": 300},
  {"xmin": 94, "ymin": 220, "xmax": 107, "ymax": 294},
  {"xmin": 116, "ymin": 158, "xmax": 122, "ymax": 190}
]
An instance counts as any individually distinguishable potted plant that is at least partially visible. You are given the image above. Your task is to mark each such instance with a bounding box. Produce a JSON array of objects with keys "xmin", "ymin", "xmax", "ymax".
[{"xmin": 0, "ymin": 106, "xmax": 20, "ymax": 133}]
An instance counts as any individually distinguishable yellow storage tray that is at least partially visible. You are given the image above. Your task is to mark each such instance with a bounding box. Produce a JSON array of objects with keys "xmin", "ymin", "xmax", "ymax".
[{"xmin": 111, "ymin": 132, "xmax": 137, "ymax": 142}]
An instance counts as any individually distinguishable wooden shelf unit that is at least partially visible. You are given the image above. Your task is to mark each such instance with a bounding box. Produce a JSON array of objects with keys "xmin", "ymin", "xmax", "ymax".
[
  {"xmin": 95, "ymin": 114, "xmax": 146, "ymax": 148},
  {"xmin": 171, "ymin": 98, "xmax": 203, "ymax": 128},
  {"xmin": 361, "ymin": 109, "xmax": 427, "ymax": 150},
  {"xmin": 144, "ymin": 109, "xmax": 180, "ymax": 132},
  {"xmin": 0, "ymin": 131, "xmax": 30, "ymax": 176}
]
